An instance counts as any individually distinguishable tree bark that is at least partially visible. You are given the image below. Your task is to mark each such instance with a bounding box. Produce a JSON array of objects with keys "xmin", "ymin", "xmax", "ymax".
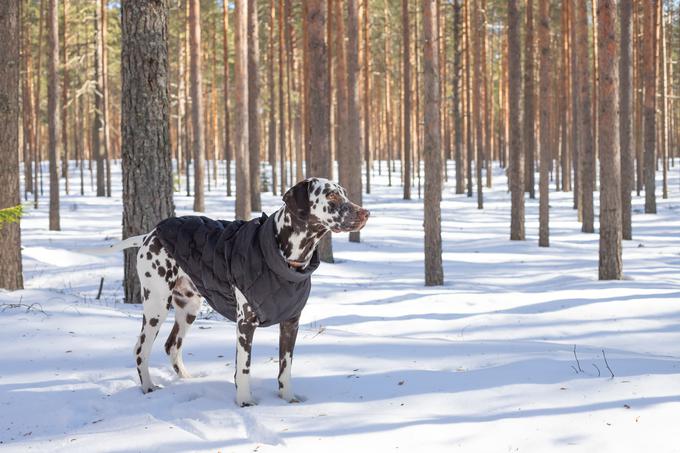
[
  {"xmin": 422, "ymin": 0, "xmax": 443, "ymax": 286},
  {"xmin": 619, "ymin": 0, "xmax": 633, "ymax": 240},
  {"xmin": 248, "ymin": 0, "xmax": 262, "ymax": 211},
  {"xmin": 121, "ymin": 0, "xmax": 175, "ymax": 303},
  {"xmin": 21, "ymin": 0, "xmax": 34, "ymax": 199},
  {"xmin": 47, "ymin": 0, "xmax": 60, "ymax": 231},
  {"xmin": 305, "ymin": 0, "xmax": 333, "ymax": 260},
  {"xmin": 508, "ymin": 0, "xmax": 524, "ymax": 240},
  {"xmin": 235, "ymin": 0, "xmax": 251, "ymax": 220},
  {"xmin": 523, "ymin": 0, "xmax": 535, "ymax": 199},
  {"xmin": 189, "ymin": 0, "xmax": 206, "ymax": 212},
  {"xmin": 93, "ymin": 0, "xmax": 105, "ymax": 197},
  {"xmin": 60, "ymin": 0, "xmax": 69, "ymax": 194},
  {"xmin": 222, "ymin": 0, "xmax": 233, "ymax": 197},
  {"xmin": 642, "ymin": 0, "xmax": 656, "ymax": 213},
  {"xmin": 0, "ymin": 0, "xmax": 23, "ymax": 290},
  {"xmin": 402, "ymin": 0, "xmax": 411, "ymax": 200},
  {"xmin": 453, "ymin": 0, "xmax": 464, "ymax": 195},
  {"xmin": 538, "ymin": 0, "xmax": 550, "ymax": 247},
  {"xmin": 597, "ymin": 0, "xmax": 622, "ymax": 280},
  {"xmin": 363, "ymin": 0, "xmax": 371, "ymax": 195},
  {"xmin": 267, "ymin": 0, "xmax": 277, "ymax": 195},
  {"xmin": 576, "ymin": 0, "xmax": 595, "ymax": 232},
  {"xmin": 347, "ymin": 0, "xmax": 363, "ymax": 243}
]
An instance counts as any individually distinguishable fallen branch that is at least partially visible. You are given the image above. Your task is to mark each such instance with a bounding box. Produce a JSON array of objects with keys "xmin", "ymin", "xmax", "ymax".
[
  {"xmin": 0, "ymin": 302, "xmax": 48, "ymax": 316},
  {"xmin": 96, "ymin": 277, "xmax": 104, "ymax": 300}
]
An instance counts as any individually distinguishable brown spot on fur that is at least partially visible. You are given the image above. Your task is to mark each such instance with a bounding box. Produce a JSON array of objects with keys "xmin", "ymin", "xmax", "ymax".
[
  {"xmin": 158, "ymin": 267, "xmax": 166, "ymax": 277},
  {"xmin": 136, "ymin": 356, "xmax": 142, "ymax": 365},
  {"xmin": 149, "ymin": 237, "xmax": 162, "ymax": 255},
  {"xmin": 164, "ymin": 322, "xmax": 179, "ymax": 354},
  {"xmin": 146, "ymin": 252, "xmax": 152, "ymax": 260},
  {"xmin": 173, "ymin": 364, "xmax": 180, "ymax": 374},
  {"xmin": 145, "ymin": 272, "xmax": 151, "ymax": 278},
  {"xmin": 140, "ymin": 333, "xmax": 146, "ymax": 344},
  {"xmin": 143, "ymin": 288, "xmax": 150, "ymax": 300},
  {"xmin": 186, "ymin": 314, "xmax": 196, "ymax": 324},
  {"xmin": 149, "ymin": 318, "xmax": 159, "ymax": 327},
  {"xmin": 136, "ymin": 346, "xmax": 142, "ymax": 355},
  {"xmin": 176, "ymin": 337, "xmax": 182, "ymax": 350}
]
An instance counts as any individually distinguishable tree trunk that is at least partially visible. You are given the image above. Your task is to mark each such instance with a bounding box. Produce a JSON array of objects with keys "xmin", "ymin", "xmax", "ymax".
[
  {"xmin": 643, "ymin": 0, "xmax": 656, "ymax": 213},
  {"xmin": 278, "ymin": 0, "xmax": 286, "ymax": 194},
  {"xmin": 402, "ymin": 0, "xmax": 411, "ymax": 200},
  {"xmin": 93, "ymin": 0, "xmax": 105, "ymax": 197},
  {"xmin": 222, "ymin": 0, "xmax": 233, "ymax": 197},
  {"xmin": 363, "ymin": 0, "xmax": 371, "ymax": 195},
  {"xmin": 347, "ymin": 0, "xmax": 363, "ymax": 243},
  {"xmin": 619, "ymin": 0, "xmax": 633, "ymax": 240},
  {"xmin": 306, "ymin": 0, "xmax": 333, "ymax": 261},
  {"xmin": 267, "ymin": 0, "xmax": 277, "ymax": 195},
  {"xmin": 248, "ymin": 0, "xmax": 262, "ymax": 211},
  {"xmin": 538, "ymin": 0, "xmax": 550, "ymax": 247},
  {"xmin": 101, "ymin": 0, "xmax": 112, "ymax": 198},
  {"xmin": 47, "ymin": 0, "xmax": 60, "ymax": 231},
  {"xmin": 21, "ymin": 0, "xmax": 34, "ymax": 200},
  {"xmin": 60, "ymin": 0, "xmax": 69, "ymax": 194},
  {"xmin": 234, "ymin": 0, "xmax": 251, "ymax": 220},
  {"xmin": 576, "ymin": 0, "xmax": 594, "ymax": 232},
  {"xmin": 508, "ymin": 0, "xmax": 524, "ymax": 240},
  {"xmin": 422, "ymin": 0, "xmax": 443, "ymax": 286},
  {"xmin": 34, "ymin": 0, "xmax": 44, "ymax": 209},
  {"xmin": 334, "ymin": 0, "xmax": 350, "ymax": 198},
  {"xmin": 597, "ymin": 0, "xmax": 622, "ymax": 280},
  {"xmin": 453, "ymin": 0, "xmax": 464, "ymax": 195},
  {"xmin": 189, "ymin": 0, "xmax": 206, "ymax": 212},
  {"xmin": 0, "ymin": 0, "xmax": 23, "ymax": 290},
  {"xmin": 523, "ymin": 0, "xmax": 535, "ymax": 199},
  {"xmin": 121, "ymin": 0, "xmax": 175, "ymax": 304}
]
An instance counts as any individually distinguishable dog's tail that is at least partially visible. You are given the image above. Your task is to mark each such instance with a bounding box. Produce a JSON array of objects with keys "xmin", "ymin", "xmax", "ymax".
[{"xmin": 80, "ymin": 234, "xmax": 147, "ymax": 255}]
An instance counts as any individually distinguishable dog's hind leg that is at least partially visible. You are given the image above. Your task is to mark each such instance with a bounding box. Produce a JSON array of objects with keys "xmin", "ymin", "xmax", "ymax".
[
  {"xmin": 234, "ymin": 286, "xmax": 259, "ymax": 407},
  {"xmin": 134, "ymin": 232, "xmax": 174, "ymax": 393},
  {"xmin": 165, "ymin": 274, "xmax": 202, "ymax": 378},
  {"xmin": 278, "ymin": 314, "xmax": 301, "ymax": 403},
  {"xmin": 134, "ymin": 284, "xmax": 171, "ymax": 393}
]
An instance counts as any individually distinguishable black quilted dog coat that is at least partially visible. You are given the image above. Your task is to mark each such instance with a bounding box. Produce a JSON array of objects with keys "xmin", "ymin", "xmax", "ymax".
[{"xmin": 154, "ymin": 213, "xmax": 320, "ymax": 327}]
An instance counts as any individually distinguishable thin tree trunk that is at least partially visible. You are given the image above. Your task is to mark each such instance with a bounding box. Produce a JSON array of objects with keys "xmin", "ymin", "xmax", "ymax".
[
  {"xmin": 234, "ymin": 0, "xmax": 251, "ymax": 220},
  {"xmin": 347, "ymin": 0, "xmax": 363, "ymax": 243},
  {"xmin": 643, "ymin": 0, "xmax": 656, "ymax": 213},
  {"xmin": 538, "ymin": 0, "xmax": 550, "ymax": 247},
  {"xmin": 278, "ymin": 0, "xmax": 286, "ymax": 194},
  {"xmin": 47, "ymin": 0, "xmax": 60, "ymax": 231},
  {"xmin": 422, "ymin": 0, "xmax": 443, "ymax": 286},
  {"xmin": 524, "ymin": 0, "xmax": 535, "ymax": 199},
  {"xmin": 189, "ymin": 0, "xmax": 206, "ymax": 212},
  {"xmin": 21, "ymin": 0, "xmax": 35, "ymax": 199},
  {"xmin": 0, "ymin": 0, "xmax": 23, "ymax": 290},
  {"xmin": 121, "ymin": 0, "xmax": 175, "ymax": 303},
  {"xmin": 248, "ymin": 0, "xmax": 262, "ymax": 211},
  {"xmin": 222, "ymin": 0, "xmax": 232, "ymax": 197},
  {"xmin": 620, "ymin": 0, "xmax": 633, "ymax": 240},
  {"xmin": 34, "ymin": 0, "xmax": 44, "ymax": 208},
  {"xmin": 402, "ymin": 0, "xmax": 411, "ymax": 200},
  {"xmin": 92, "ymin": 0, "xmax": 105, "ymax": 197},
  {"xmin": 576, "ymin": 0, "xmax": 594, "ymax": 232},
  {"xmin": 363, "ymin": 0, "xmax": 371, "ymax": 195},
  {"xmin": 597, "ymin": 0, "xmax": 622, "ymax": 280},
  {"xmin": 453, "ymin": 0, "xmax": 464, "ymax": 194},
  {"xmin": 268, "ymin": 0, "xmax": 277, "ymax": 195},
  {"xmin": 508, "ymin": 0, "xmax": 524, "ymax": 240},
  {"xmin": 102, "ymin": 0, "xmax": 111, "ymax": 197},
  {"xmin": 60, "ymin": 0, "xmax": 69, "ymax": 194}
]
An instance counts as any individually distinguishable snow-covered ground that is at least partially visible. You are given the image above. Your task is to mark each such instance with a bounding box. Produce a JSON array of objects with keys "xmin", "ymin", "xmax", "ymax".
[{"xmin": 2, "ymin": 161, "xmax": 679, "ymax": 452}]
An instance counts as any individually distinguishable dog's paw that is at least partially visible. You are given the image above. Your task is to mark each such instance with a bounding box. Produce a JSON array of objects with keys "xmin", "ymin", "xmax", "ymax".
[
  {"xmin": 236, "ymin": 397, "xmax": 257, "ymax": 408},
  {"xmin": 141, "ymin": 384, "xmax": 162, "ymax": 394},
  {"xmin": 279, "ymin": 391, "xmax": 305, "ymax": 403}
]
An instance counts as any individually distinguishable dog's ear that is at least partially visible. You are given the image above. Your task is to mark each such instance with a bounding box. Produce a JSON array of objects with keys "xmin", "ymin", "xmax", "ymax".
[{"xmin": 283, "ymin": 180, "xmax": 311, "ymax": 220}]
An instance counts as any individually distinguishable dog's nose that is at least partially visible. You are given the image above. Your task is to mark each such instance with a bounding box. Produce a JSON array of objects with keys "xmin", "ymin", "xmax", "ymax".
[{"xmin": 359, "ymin": 208, "xmax": 370, "ymax": 220}]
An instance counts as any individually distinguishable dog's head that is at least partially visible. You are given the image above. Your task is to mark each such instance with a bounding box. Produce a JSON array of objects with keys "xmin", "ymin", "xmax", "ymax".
[{"xmin": 282, "ymin": 178, "xmax": 370, "ymax": 234}]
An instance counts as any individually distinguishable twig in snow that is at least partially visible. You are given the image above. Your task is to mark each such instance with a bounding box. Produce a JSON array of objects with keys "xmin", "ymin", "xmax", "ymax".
[
  {"xmin": 592, "ymin": 363, "xmax": 601, "ymax": 377},
  {"xmin": 602, "ymin": 349, "xmax": 615, "ymax": 379},
  {"xmin": 96, "ymin": 277, "xmax": 104, "ymax": 300},
  {"xmin": 0, "ymin": 302, "xmax": 48, "ymax": 316},
  {"xmin": 573, "ymin": 345, "xmax": 583, "ymax": 373}
]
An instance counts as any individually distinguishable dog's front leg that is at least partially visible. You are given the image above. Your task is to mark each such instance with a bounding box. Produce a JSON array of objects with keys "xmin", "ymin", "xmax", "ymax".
[
  {"xmin": 234, "ymin": 287, "xmax": 258, "ymax": 407},
  {"xmin": 278, "ymin": 315, "xmax": 300, "ymax": 403}
]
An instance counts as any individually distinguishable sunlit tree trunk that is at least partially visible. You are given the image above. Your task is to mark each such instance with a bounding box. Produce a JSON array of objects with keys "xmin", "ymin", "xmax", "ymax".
[
  {"xmin": 508, "ymin": 0, "xmax": 524, "ymax": 240},
  {"xmin": 47, "ymin": 0, "xmax": 60, "ymax": 231},
  {"xmin": 619, "ymin": 0, "xmax": 633, "ymax": 240},
  {"xmin": 234, "ymin": 0, "xmax": 251, "ymax": 219}
]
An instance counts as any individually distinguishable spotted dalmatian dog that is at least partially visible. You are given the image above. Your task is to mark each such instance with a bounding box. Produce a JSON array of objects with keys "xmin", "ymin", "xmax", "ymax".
[{"xmin": 109, "ymin": 178, "xmax": 369, "ymax": 406}]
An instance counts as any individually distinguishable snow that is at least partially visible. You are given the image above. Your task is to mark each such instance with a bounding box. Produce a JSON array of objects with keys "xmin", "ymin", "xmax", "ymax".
[{"xmin": 1, "ymin": 161, "xmax": 679, "ymax": 452}]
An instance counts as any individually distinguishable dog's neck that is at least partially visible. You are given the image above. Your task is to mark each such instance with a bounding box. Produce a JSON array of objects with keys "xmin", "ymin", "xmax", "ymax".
[{"xmin": 273, "ymin": 206, "xmax": 327, "ymax": 269}]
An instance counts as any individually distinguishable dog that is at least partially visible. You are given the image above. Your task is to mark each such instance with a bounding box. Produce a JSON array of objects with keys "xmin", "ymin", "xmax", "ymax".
[{"xmin": 109, "ymin": 178, "xmax": 369, "ymax": 406}]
